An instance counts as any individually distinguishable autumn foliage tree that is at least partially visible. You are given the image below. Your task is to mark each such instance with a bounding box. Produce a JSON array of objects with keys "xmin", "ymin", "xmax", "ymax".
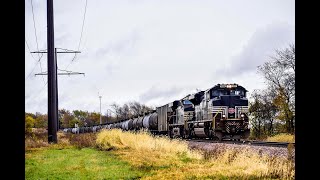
[
  {"xmin": 25, "ymin": 115, "xmax": 35, "ymax": 135},
  {"xmin": 272, "ymin": 87, "xmax": 295, "ymax": 133},
  {"xmin": 250, "ymin": 44, "xmax": 295, "ymax": 136},
  {"xmin": 249, "ymin": 89, "xmax": 278, "ymax": 138}
]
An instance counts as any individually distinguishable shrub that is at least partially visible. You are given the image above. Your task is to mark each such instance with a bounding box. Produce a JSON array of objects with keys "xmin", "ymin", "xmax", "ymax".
[
  {"xmin": 64, "ymin": 133, "xmax": 97, "ymax": 149},
  {"xmin": 25, "ymin": 116, "xmax": 35, "ymax": 135},
  {"xmin": 25, "ymin": 128, "xmax": 48, "ymax": 149}
]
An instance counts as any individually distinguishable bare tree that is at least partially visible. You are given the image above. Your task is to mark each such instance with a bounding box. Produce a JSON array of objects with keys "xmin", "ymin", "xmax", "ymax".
[
  {"xmin": 110, "ymin": 101, "xmax": 153, "ymax": 121},
  {"xmin": 122, "ymin": 104, "xmax": 130, "ymax": 119},
  {"xmin": 273, "ymin": 44, "xmax": 295, "ymax": 72},
  {"xmin": 129, "ymin": 101, "xmax": 142, "ymax": 116},
  {"xmin": 110, "ymin": 103, "xmax": 122, "ymax": 120}
]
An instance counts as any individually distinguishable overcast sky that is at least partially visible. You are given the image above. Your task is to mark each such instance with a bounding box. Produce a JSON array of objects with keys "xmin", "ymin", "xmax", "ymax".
[{"xmin": 25, "ymin": 0, "xmax": 295, "ymax": 114}]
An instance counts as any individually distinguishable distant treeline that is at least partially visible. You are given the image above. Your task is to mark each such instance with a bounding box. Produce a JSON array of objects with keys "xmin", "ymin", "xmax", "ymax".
[{"xmin": 25, "ymin": 101, "xmax": 154, "ymax": 131}]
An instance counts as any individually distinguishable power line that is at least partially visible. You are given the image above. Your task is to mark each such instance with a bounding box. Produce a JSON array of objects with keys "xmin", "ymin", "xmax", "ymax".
[
  {"xmin": 29, "ymin": 0, "xmax": 46, "ymax": 84},
  {"xmin": 25, "ymin": 38, "xmax": 38, "ymax": 63},
  {"xmin": 25, "ymin": 39, "xmax": 45, "ymax": 80},
  {"xmin": 32, "ymin": 49, "xmax": 83, "ymax": 77},
  {"xmin": 65, "ymin": 0, "xmax": 88, "ymax": 70},
  {"xmin": 30, "ymin": 0, "xmax": 40, "ymax": 57},
  {"xmin": 25, "ymin": 81, "xmax": 48, "ymax": 104},
  {"xmin": 28, "ymin": 48, "xmax": 82, "ymax": 81},
  {"xmin": 77, "ymin": 0, "xmax": 88, "ymax": 52},
  {"xmin": 25, "ymin": 53, "xmax": 44, "ymax": 80}
]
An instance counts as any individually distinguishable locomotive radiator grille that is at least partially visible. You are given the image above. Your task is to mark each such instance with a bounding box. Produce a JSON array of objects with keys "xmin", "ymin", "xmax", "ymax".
[{"xmin": 225, "ymin": 121, "xmax": 241, "ymax": 133}]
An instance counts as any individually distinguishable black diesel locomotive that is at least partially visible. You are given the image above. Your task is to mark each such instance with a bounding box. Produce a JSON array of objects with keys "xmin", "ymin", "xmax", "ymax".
[{"xmin": 64, "ymin": 83, "xmax": 250, "ymax": 140}]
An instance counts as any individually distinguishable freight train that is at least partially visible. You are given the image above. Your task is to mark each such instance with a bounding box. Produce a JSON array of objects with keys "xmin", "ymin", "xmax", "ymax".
[{"xmin": 63, "ymin": 83, "xmax": 250, "ymax": 141}]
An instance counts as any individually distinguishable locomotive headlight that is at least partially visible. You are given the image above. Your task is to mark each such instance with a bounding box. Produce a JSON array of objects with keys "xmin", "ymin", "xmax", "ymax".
[
  {"xmin": 241, "ymin": 114, "xmax": 245, "ymax": 118},
  {"xmin": 222, "ymin": 114, "xmax": 226, "ymax": 118}
]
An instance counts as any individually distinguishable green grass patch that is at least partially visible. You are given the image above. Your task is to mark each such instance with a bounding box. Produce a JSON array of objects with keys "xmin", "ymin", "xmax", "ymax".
[{"xmin": 25, "ymin": 147, "xmax": 147, "ymax": 180}]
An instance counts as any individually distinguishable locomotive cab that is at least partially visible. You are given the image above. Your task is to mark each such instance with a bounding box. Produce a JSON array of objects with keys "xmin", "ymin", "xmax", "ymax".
[{"xmin": 208, "ymin": 84, "xmax": 250, "ymax": 140}]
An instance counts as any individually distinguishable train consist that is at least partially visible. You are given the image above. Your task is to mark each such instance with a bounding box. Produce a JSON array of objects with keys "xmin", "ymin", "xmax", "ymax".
[{"xmin": 63, "ymin": 83, "xmax": 250, "ymax": 140}]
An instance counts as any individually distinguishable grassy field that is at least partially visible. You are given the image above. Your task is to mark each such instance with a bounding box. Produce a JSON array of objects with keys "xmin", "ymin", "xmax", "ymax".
[
  {"xmin": 25, "ymin": 131, "xmax": 151, "ymax": 179},
  {"xmin": 26, "ymin": 129, "xmax": 295, "ymax": 179},
  {"xmin": 26, "ymin": 147, "xmax": 146, "ymax": 180}
]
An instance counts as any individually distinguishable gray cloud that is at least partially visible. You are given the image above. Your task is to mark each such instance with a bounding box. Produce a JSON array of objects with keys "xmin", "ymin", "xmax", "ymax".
[{"xmin": 215, "ymin": 22, "xmax": 294, "ymax": 77}]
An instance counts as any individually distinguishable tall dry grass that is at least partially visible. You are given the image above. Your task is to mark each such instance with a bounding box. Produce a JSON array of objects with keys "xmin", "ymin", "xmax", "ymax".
[
  {"xmin": 96, "ymin": 129, "xmax": 201, "ymax": 168},
  {"xmin": 96, "ymin": 129, "xmax": 295, "ymax": 179},
  {"xmin": 266, "ymin": 133, "xmax": 295, "ymax": 143}
]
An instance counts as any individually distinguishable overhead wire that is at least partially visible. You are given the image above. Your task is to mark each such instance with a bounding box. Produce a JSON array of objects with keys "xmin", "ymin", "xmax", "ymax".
[
  {"xmin": 25, "ymin": 39, "xmax": 45, "ymax": 80},
  {"xmin": 25, "ymin": 38, "xmax": 38, "ymax": 63},
  {"xmin": 26, "ymin": 81, "xmax": 48, "ymax": 104},
  {"xmin": 30, "ymin": 0, "xmax": 46, "ymax": 84},
  {"xmin": 65, "ymin": 0, "xmax": 88, "ymax": 70}
]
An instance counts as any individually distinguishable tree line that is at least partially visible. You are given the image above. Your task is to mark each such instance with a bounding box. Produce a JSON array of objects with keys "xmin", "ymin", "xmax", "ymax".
[
  {"xmin": 249, "ymin": 44, "xmax": 295, "ymax": 138},
  {"xmin": 25, "ymin": 101, "xmax": 154, "ymax": 131}
]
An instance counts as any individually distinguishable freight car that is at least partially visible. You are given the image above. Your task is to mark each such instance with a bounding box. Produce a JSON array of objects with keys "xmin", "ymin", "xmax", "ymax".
[{"xmin": 63, "ymin": 83, "xmax": 250, "ymax": 141}]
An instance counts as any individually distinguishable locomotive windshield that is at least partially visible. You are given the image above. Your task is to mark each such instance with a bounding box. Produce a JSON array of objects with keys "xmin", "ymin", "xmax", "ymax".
[
  {"xmin": 230, "ymin": 90, "xmax": 245, "ymax": 96},
  {"xmin": 211, "ymin": 89, "xmax": 246, "ymax": 97},
  {"xmin": 183, "ymin": 100, "xmax": 192, "ymax": 104},
  {"xmin": 183, "ymin": 100, "xmax": 194, "ymax": 111}
]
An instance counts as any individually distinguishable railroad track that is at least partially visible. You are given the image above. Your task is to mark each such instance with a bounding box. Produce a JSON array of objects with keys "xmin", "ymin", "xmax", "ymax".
[{"xmin": 186, "ymin": 139, "xmax": 295, "ymax": 148}]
